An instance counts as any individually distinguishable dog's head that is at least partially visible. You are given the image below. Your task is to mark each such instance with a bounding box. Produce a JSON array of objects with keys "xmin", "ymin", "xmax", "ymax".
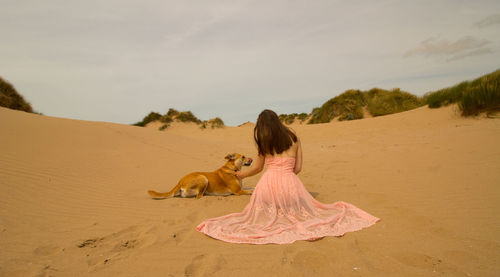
[{"xmin": 224, "ymin": 153, "xmax": 253, "ymax": 170}]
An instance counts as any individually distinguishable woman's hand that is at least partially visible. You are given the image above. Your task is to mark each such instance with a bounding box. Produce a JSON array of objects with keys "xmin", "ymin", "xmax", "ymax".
[
  {"xmin": 235, "ymin": 171, "xmax": 245, "ymax": 179},
  {"xmin": 235, "ymin": 155, "xmax": 264, "ymax": 180}
]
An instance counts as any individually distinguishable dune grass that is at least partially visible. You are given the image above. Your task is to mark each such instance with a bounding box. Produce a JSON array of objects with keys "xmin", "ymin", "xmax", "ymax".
[
  {"xmin": 160, "ymin": 115, "xmax": 173, "ymax": 124},
  {"xmin": 0, "ymin": 77, "xmax": 34, "ymax": 113},
  {"xmin": 134, "ymin": 109, "xmax": 224, "ymax": 130},
  {"xmin": 133, "ymin": 112, "xmax": 162, "ymax": 127},
  {"xmin": 159, "ymin": 123, "xmax": 170, "ymax": 131},
  {"xmin": 166, "ymin": 108, "xmax": 180, "ymax": 117},
  {"xmin": 176, "ymin": 111, "xmax": 202, "ymax": 123},
  {"xmin": 459, "ymin": 70, "xmax": 500, "ymax": 116},
  {"xmin": 308, "ymin": 88, "xmax": 422, "ymax": 124},
  {"xmin": 200, "ymin": 117, "xmax": 225, "ymax": 129},
  {"xmin": 279, "ymin": 113, "xmax": 309, "ymax": 124},
  {"xmin": 209, "ymin": 117, "xmax": 225, "ymax": 128},
  {"xmin": 134, "ymin": 110, "xmax": 202, "ymax": 127},
  {"xmin": 134, "ymin": 70, "xmax": 499, "ymax": 128},
  {"xmin": 424, "ymin": 81, "xmax": 468, "ymax": 108},
  {"xmin": 366, "ymin": 88, "xmax": 423, "ymax": 117},
  {"xmin": 309, "ymin": 89, "xmax": 366, "ymax": 124},
  {"xmin": 424, "ymin": 69, "xmax": 500, "ymax": 116}
]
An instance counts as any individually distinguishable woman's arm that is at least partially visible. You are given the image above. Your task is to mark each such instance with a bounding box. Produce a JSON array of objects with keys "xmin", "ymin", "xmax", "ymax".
[
  {"xmin": 294, "ymin": 138, "xmax": 303, "ymax": 174},
  {"xmin": 236, "ymin": 155, "xmax": 265, "ymax": 179}
]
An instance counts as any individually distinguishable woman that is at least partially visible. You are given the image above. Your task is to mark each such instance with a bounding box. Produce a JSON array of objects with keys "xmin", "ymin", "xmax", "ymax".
[{"xmin": 196, "ymin": 109, "xmax": 379, "ymax": 244}]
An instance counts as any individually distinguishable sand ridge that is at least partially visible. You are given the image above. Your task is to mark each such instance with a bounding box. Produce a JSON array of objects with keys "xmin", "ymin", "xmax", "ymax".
[{"xmin": 0, "ymin": 105, "xmax": 499, "ymax": 276}]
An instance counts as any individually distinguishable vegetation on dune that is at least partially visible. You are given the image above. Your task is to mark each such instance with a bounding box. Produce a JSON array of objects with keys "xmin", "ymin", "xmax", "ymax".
[
  {"xmin": 134, "ymin": 69, "xmax": 499, "ymax": 129},
  {"xmin": 366, "ymin": 88, "xmax": 423, "ymax": 117},
  {"xmin": 424, "ymin": 69, "xmax": 500, "ymax": 116},
  {"xmin": 134, "ymin": 109, "xmax": 224, "ymax": 130},
  {"xmin": 335, "ymin": 90, "xmax": 366, "ymax": 121},
  {"xmin": 176, "ymin": 111, "xmax": 202, "ymax": 124},
  {"xmin": 308, "ymin": 88, "xmax": 422, "ymax": 124},
  {"xmin": 166, "ymin": 108, "xmax": 180, "ymax": 117},
  {"xmin": 133, "ymin": 112, "xmax": 162, "ymax": 127},
  {"xmin": 160, "ymin": 115, "xmax": 173, "ymax": 124},
  {"xmin": 0, "ymin": 77, "xmax": 34, "ymax": 113},
  {"xmin": 209, "ymin": 117, "xmax": 225, "ymax": 128},
  {"xmin": 159, "ymin": 123, "xmax": 170, "ymax": 131},
  {"xmin": 309, "ymin": 89, "xmax": 366, "ymax": 124},
  {"xmin": 278, "ymin": 113, "xmax": 309, "ymax": 124},
  {"xmin": 424, "ymin": 81, "xmax": 467, "ymax": 108},
  {"xmin": 200, "ymin": 117, "xmax": 225, "ymax": 129},
  {"xmin": 459, "ymin": 71, "xmax": 500, "ymax": 116}
]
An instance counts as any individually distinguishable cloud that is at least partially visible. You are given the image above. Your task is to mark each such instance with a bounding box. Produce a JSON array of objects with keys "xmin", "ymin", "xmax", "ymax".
[
  {"xmin": 447, "ymin": 48, "xmax": 493, "ymax": 62},
  {"xmin": 404, "ymin": 36, "xmax": 492, "ymax": 61},
  {"xmin": 2, "ymin": 1, "xmax": 500, "ymax": 125},
  {"xmin": 474, "ymin": 14, "xmax": 500, "ymax": 28}
]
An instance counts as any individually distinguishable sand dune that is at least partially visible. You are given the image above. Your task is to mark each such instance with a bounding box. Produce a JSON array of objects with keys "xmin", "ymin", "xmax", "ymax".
[{"xmin": 0, "ymin": 105, "xmax": 499, "ymax": 276}]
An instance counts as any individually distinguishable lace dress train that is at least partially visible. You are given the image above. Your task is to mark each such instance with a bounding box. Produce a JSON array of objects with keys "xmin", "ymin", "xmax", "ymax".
[{"xmin": 196, "ymin": 157, "xmax": 380, "ymax": 244}]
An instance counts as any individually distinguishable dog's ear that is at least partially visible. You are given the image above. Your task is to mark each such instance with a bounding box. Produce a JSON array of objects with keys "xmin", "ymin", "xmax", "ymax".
[{"xmin": 224, "ymin": 154, "xmax": 235, "ymax": 160}]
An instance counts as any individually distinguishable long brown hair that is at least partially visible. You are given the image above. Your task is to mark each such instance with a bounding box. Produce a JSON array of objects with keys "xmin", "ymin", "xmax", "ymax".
[{"xmin": 254, "ymin": 109, "xmax": 297, "ymax": 156}]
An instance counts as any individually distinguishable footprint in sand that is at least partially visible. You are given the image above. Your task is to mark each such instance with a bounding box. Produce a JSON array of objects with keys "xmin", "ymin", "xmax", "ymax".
[
  {"xmin": 111, "ymin": 239, "xmax": 138, "ymax": 252},
  {"xmin": 36, "ymin": 264, "xmax": 60, "ymax": 277},
  {"xmin": 184, "ymin": 254, "xmax": 227, "ymax": 276},
  {"xmin": 32, "ymin": 245, "xmax": 64, "ymax": 276},
  {"xmin": 33, "ymin": 245, "xmax": 63, "ymax": 256},
  {"xmin": 77, "ymin": 238, "xmax": 102, "ymax": 249},
  {"xmin": 184, "ymin": 254, "xmax": 206, "ymax": 277},
  {"xmin": 77, "ymin": 224, "xmax": 158, "ymax": 271}
]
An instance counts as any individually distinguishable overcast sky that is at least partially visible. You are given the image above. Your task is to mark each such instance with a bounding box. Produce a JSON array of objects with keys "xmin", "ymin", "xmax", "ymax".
[{"xmin": 1, "ymin": 0, "xmax": 499, "ymax": 126}]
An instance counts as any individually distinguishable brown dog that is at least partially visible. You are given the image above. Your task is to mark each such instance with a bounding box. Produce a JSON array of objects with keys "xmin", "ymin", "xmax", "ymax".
[{"xmin": 147, "ymin": 153, "xmax": 253, "ymax": 199}]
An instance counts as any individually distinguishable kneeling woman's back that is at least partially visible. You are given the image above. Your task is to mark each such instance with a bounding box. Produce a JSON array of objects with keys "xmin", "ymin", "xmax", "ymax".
[{"xmin": 237, "ymin": 109, "xmax": 302, "ymax": 179}]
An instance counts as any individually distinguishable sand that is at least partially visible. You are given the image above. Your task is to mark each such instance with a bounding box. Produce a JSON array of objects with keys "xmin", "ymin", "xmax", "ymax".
[{"xmin": 0, "ymin": 105, "xmax": 499, "ymax": 276}]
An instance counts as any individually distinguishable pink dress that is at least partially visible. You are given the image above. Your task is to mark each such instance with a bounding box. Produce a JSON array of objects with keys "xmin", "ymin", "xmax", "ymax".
[{"xmin": 196, "ymin": 156, "xmax": 380, "ymax": 244}]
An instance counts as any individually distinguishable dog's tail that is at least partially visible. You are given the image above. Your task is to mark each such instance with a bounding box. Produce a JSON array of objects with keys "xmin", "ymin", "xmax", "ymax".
[{"xmin": 148, "ymin": 182, "xmax": 182, "ymax": 199}]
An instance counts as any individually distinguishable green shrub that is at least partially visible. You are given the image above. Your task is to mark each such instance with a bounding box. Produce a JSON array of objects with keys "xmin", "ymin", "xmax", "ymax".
[
  {"xmin": 424, "ymin": 81, "xmax": 467, "ymax": 108},
  {"xmin": 338, "ymin": 103, "xmax": 363, "ymax": 121},
  {"xmin": 279, "ymin": 113, "xmax": 297, "ymax": 124},
  {"xmin": 297, "ymin": 113, "xmax": 308, "ymax": 122},
  {"xmin": 176, "ymin": 111, "xmax": 201, "ymax": 123},
  {"xmin": 458, "ymin": 70, "xmax": 500, "ymax": 116},
  {"xmin": 308, "ymin": 89, "xmax": 366, "ymax": 123},
  {"xmin": 134, "ymin": 109, "xmax": 207, "ymax": 127},
  {"xmin": 0, "ymin": 77, "xmax": 34, "ymax": 113},
  {"xmin": 278, "ymin": 114, "xmax": 288, "ymax": 123},
  {"xmin": 278, "ymin": 112, "xmax": 311, "ymax": 124},
  {"xmin": 200, "ymin": 117, "xmax": 225, "ymax": 129},
  {"xmin": 159, "ymin": 123, "xmax": 170, "ymax": 131},
  {"xmin": 133, "ymin": 112, "xmax": 162, "ymax": 127},
  {"xmin": 209, "ymin": 117, "xmax": 224, "ymax": 128},
  {"xmin": 160, "ymin": 115, "xmax": 173, "ymax": 123},
  {"xmin": 307, "ymin": 87, "xmax": 424, "ymax": 124},
  {"xmin": 367, "ymin": 88, "xmax": 422, "ymax": 116},
  {"xmin": 166, "ymin": 108, "xmax": 179, "ymax": 117},
  {"xmin": 424, "ymin": 69, "xmax": 500, "ymax": 116}
]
